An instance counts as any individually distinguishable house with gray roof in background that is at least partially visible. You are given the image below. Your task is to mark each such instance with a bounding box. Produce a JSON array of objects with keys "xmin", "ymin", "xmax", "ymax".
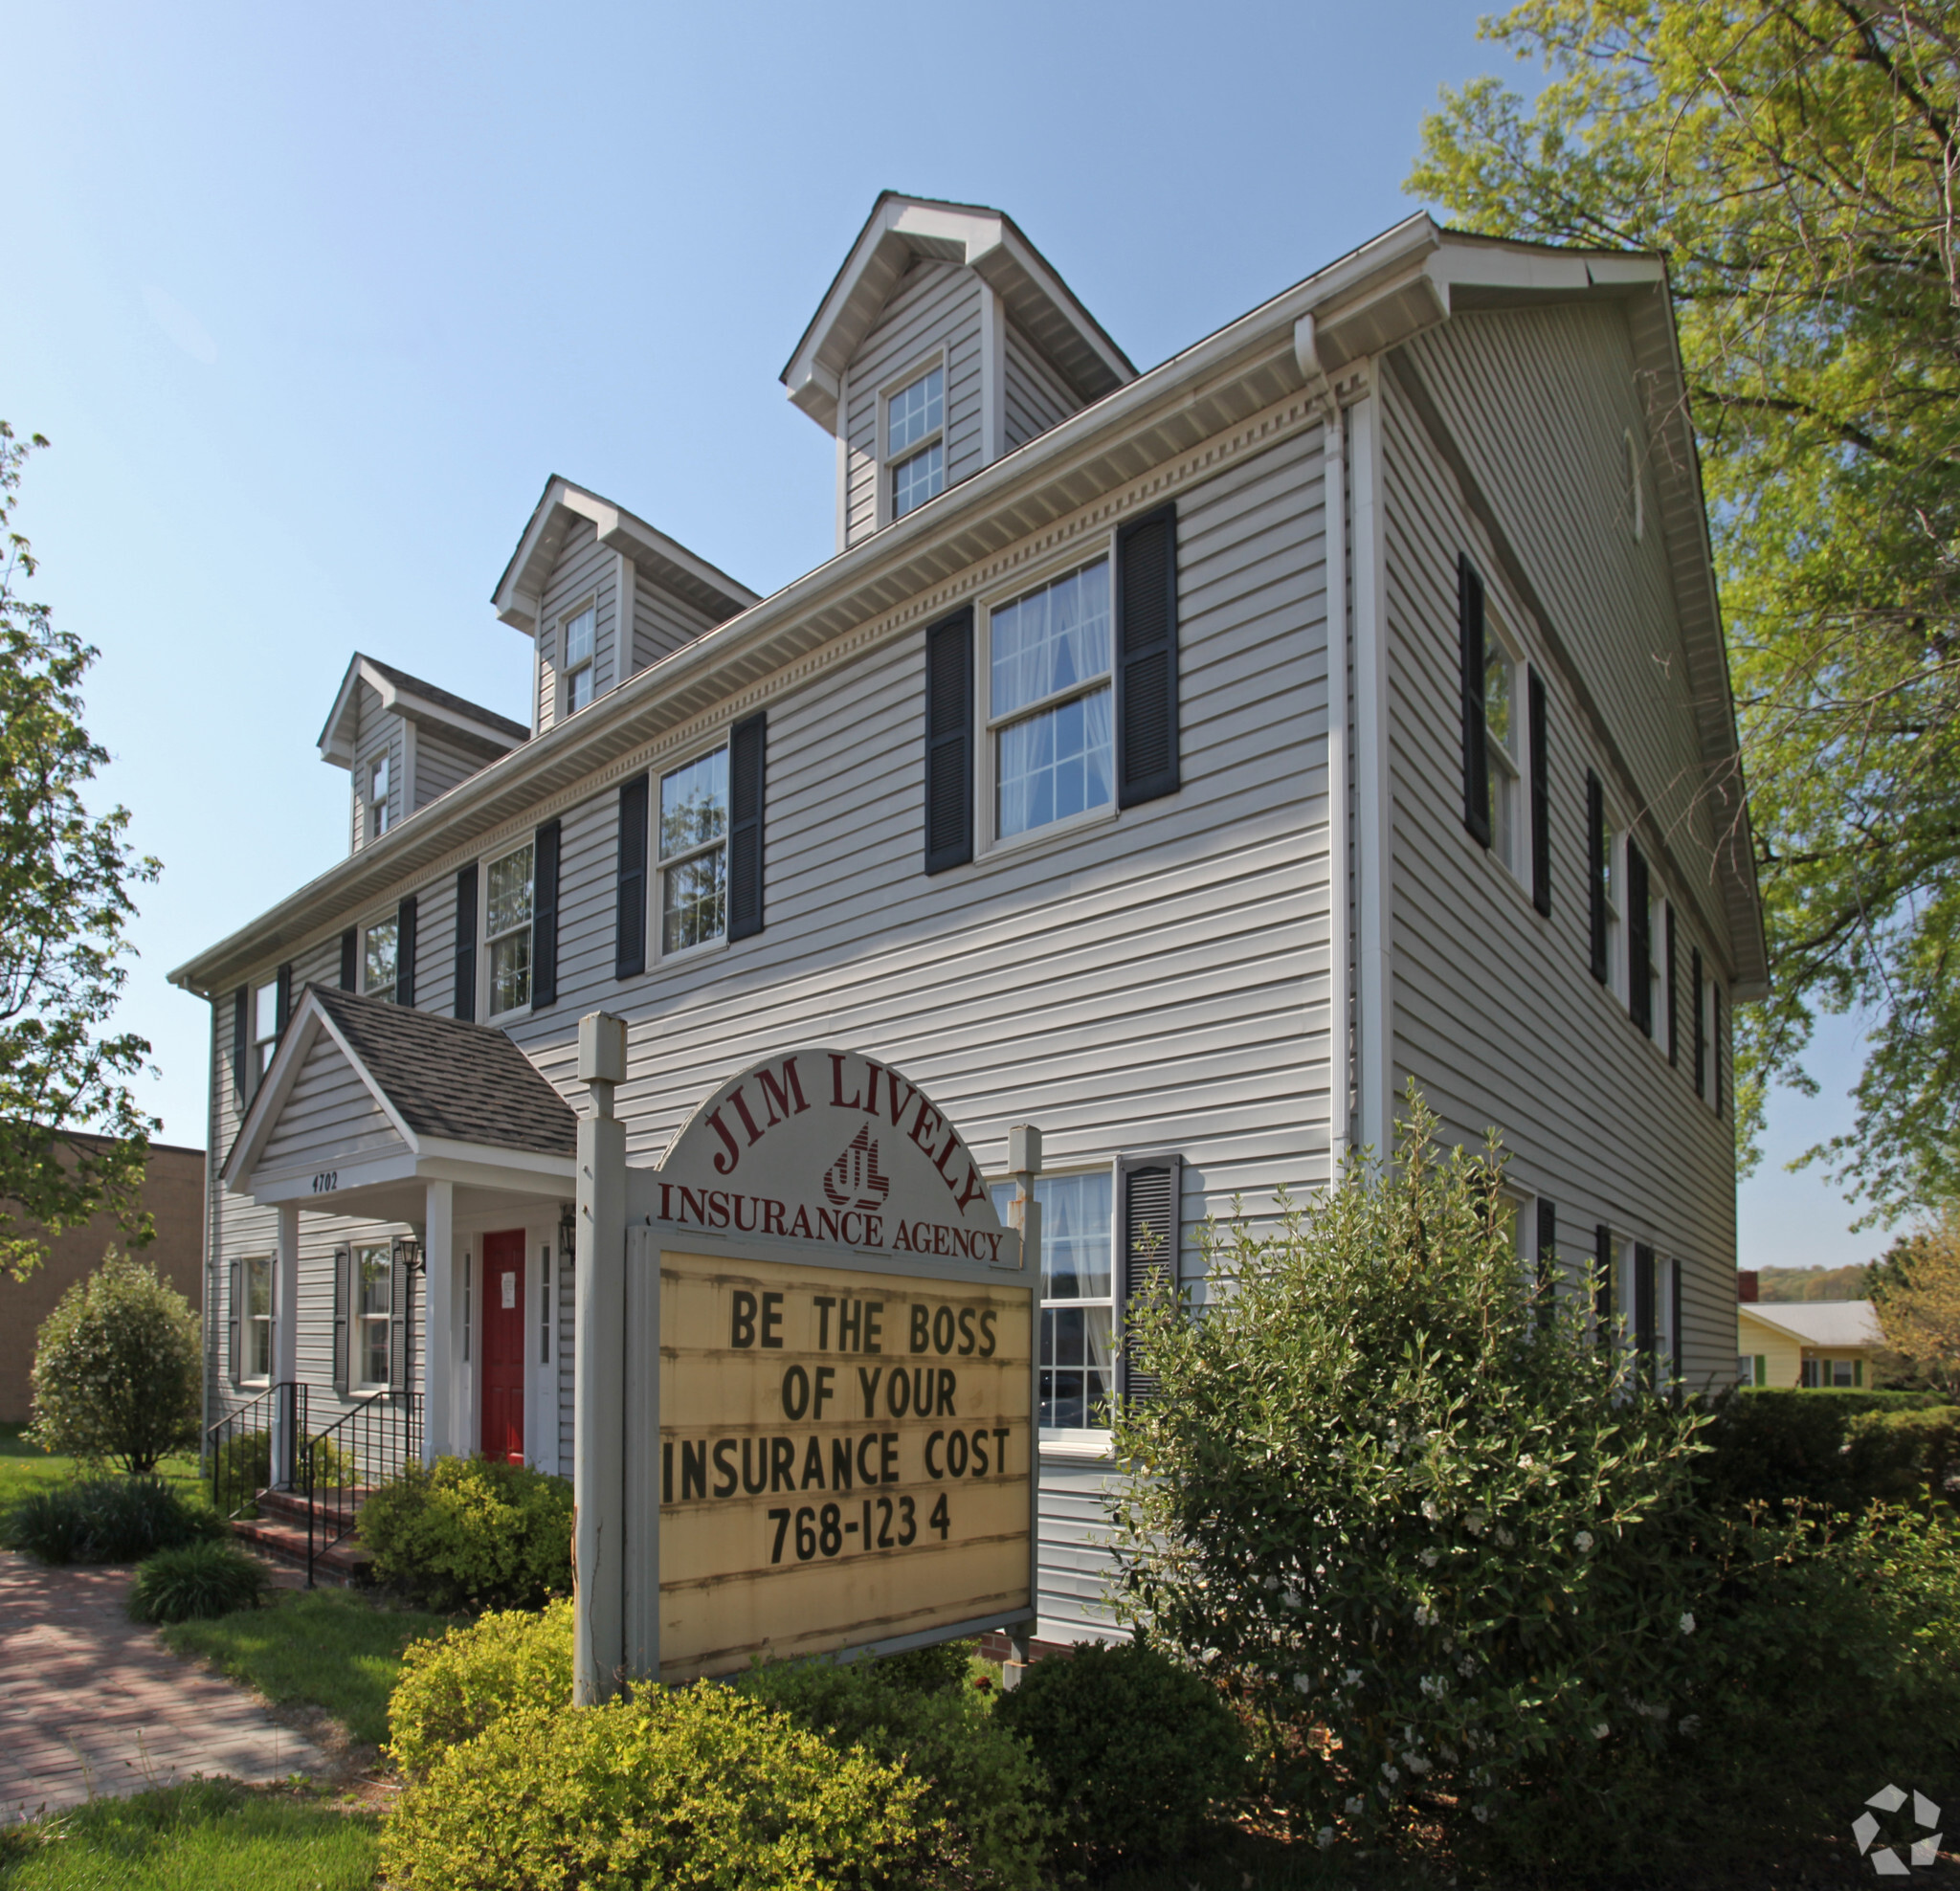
[{"xmin": 172, "ymin": 193, "xmax": 1763, "ymax": 1635}]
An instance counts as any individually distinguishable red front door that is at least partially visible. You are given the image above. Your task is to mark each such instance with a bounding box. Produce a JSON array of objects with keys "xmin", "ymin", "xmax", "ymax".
[{"xmin": 479, "ymin": 1230, "xmax": 526, "ymax": 1464}]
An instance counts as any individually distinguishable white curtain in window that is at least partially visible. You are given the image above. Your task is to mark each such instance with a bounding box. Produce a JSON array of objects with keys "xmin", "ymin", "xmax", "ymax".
[{"xmin": 991, "ymin": 562, "xmax": 1110, "ymax": 719}]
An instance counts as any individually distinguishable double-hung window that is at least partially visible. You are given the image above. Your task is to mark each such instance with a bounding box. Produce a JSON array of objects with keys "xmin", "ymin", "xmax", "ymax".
[
  {"xmin": 243, "ymin": 1256, "xmax": 272, "ymax": 1382},
  {"xmin": 363, "ymin": 918, "xmax": 399, "ymax": 1004},
  {"xmin": 659, "ymin": 747, "xmax": 728, "ymax": 954},
  {"xmin": 1483, "ymin": 622, "xmax": 1521, "ymax": 875},
  {"xmin": 369, "ymin": 756, "xmax": 390, "ymax": 840},
  {"xmin": 252, "ymin": 979, "xmax": 279, "ymax": 1080},
  {"xmin": 886, "ymin": 365, "xmax": 945, "ymax": 522},
  {"xmin": 562, "ymin": 605, "xmax": 596, "ymax": 714},
  {"xmin": 990, "ymin": 559, "xmax": 1115, "ymax": 840},
  {"xmin": 991, "ymin": 1170, "xmax": 1116, "ymax": 1434},
  {"xmin": 485, "ymin": 842, "xmax": 534, "ymax": 1015},
  {"xmin": 354, "ymin": 1246, "xmax": 390, "ymax": 1390}
]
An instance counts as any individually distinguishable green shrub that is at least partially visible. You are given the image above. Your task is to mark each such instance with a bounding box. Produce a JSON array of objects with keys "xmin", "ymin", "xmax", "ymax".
[
  {"xmin": 1110, "ymin": 1098, "xmax": 1711, "ymax": 1858},
  {"xmin": 993, "ymin": 1639, "xmax": 1242, "ymax": 1871},
  {"xmin": 380, "ymin": 1686, "xmax": 925, "ymax": 1890},
  {"xmin": 1845, "ymin": 1405, "xmax": 1960, "ymax": 1506},
  {"xmin": 869, "ymin": 1635, "xmax": 976, "ymax": 1694},
  {"xmin": 0, "ymin": 1475, "xmax": 222, "ymax": 1564},
  {"xmin": 208, "ymin": 1429, "xmax": 358, "ymax": 1514},
  {"xmin": 127, "ymin": 1538, "xmax": 270, "ymax": 1623},
  {"xmin": 742, "ymin": 1651, "xmax": 1052, "ymax": 1890},
  {"xmin": 28, "ymin": 1250, "xmax": 201, "ymax": 1474},
  {"xmin": 388, "ymin": 1598, "xmax": 573, "ymax": 1775},
  {"xmin": 357, "ymin": 1455, "xmax": 571, "ymax": 1612},
  {"xmin": 1698, "ymin": 1387, "xmax": 1953, "ymax": 1516}
]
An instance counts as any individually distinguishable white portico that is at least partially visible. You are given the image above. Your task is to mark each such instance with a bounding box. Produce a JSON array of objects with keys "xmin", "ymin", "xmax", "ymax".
[{"xmin": 221, "ymin": 985, "xmax": 578, "ymax": 1470}]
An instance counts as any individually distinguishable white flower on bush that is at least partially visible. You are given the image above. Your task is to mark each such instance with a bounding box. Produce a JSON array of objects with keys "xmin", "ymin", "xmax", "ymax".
[
  {"xmin": 1496, "ymin": 1526, "xmax": 1515, "ymax": 1547},
  {"xmin": 1679, "ymin": 1612, "xmax": 1696, "ymax": 1635},
  {"xmin": 1380, "ymin": 1762, "xmax": 1401, "ymax": 1783},
  {"xmin": 1343, "ymin": 1666, "xmax": 1363, "ymax": 1686},
  {"xmin": 1473, "ymin": 1802, "xmax": 1494, "ymax": 1824},
  {"xmin": 1440, "ymin": 1744, "xmax": 1460, "ymax": 1764},
  {"xmin": 1678, "ymin": 1714, "xmax": 1702, "ymax": 1737},
  {"xmin": 1406, "ymin": 1754, "xmax": 1433, "ymax": 1776},
  {"xmin": 1414, "ymin": 1604, "xmax": 1437, "ymax": 1627},
  {"xmin": 1466, "ymin": 1510, "xmax": 1487, "ymax": 1536},
  {"xmin": 1317, "ymin": 1826, "xmax": 1335, "ymax": 1850},
  {"xmin": 1459, "ymin": 1655, "xmax": 1477, "ymax": 1678},
  {"xmin": 1420, "ymin": 1547, "xmax": 1439, "ymax": 1568},
  {"xmin": 1519, "ymin": 1454, "xmax": 1536, "ymax": 1469},
  {"xmin": 1261, "ymin": 1573, "xmax": 1278, "ymax": 1591},
  {"xmin": 1419, "ymin": 1674, "xmax": 1446, "ymax": 1699},
  {"xmin": 1293, "ymin": 1673, "xmax": 1313, "ymax": 1695},
  {"xmin": 1421, "ymin": 1498, "xmax": 1439, "ymax": 1521},
  {"xmin": 1345, "ymin": 1794, "xmax": 1366, "ymax": 1816},
  {"xmin": 1592, "ymin": 1723, "xmax": 1611, "ymax": 1740},
  {"xmin": 1574, "ymin": 1529, "xmax": 1594, "ymax": 1552}
]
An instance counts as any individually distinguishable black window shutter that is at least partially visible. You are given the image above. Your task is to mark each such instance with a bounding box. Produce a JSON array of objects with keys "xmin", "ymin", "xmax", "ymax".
[
  {"xmin": 396, "ymin": 898, "xmax": 417, "ymax": 1010},
  {"xmin": 332, "ymin": 1245, "xmax": 351, "ymax": 1396},
  {"xmin": 1459, "ymin": 554, "xmax": 1490, "ymax": 847},
  {"xmin": 1634, "ymin": 1242, "xmax": 1656, "ymax": 1383},
  {"xmin": 1692, "ymin": 946, "xmax": 1706, "ymax": 1096},
  {"xmin": 1118, "ymin": 1156, "xmax": 1182, "ymax": 1404},
  {"xmin": 228, "ymin": 1259, "xmax": 243, "ymax": 1386},
  {"xmin": 231, "ymin": 988, "xmax": 248, "ymax": 1105},
  {"xmin": 276, "ymin": 963, "xmax": 293, "ymax": 1035},
  {"xmin": 1527, "ymin": 667, "xmax": 1549, "ymax": 915},
  {"xmin": 339, "ymin": 927, "xmax": 357, "ymax": 992},
  {"xmin": 1713, "ymin": 986, "xmax": 1726, "ymax": 1115},
  {"xmin": 389, "ymin": 1239, "xmax": 413, "ymax": 1391},
  {"xmin": 454, "ymin": 864, "xmax": 479, "ymax": 1021},
  {"xmin": 1664, "ymin": 905, "xmax": 1679, "ymax": 1067},
  {"xmin": 616, "ymin": 778, "xmax": 649, "ymax": 978},
  {"xmin": 924, "ymin": 608, "xmax": 974, "ymax": 874},
  {"xmin": 1627, "ymin": 842, "xmax": 1651, "ymax": 1034},
  {"xmin": 1535, "ymin": 1198, "xmax": 1557, "ymax": 1329},
  {"xmin": 728, "ymin": 711, "xmax": 767, "ymax": 942},
  {"xmin": 1593, "ymin": 1224, "xmax": 1614, "ymax": 1351},
  {"xmin": 1670, "ymin": 1257, "xmax": 1684, "ymax": 1386},
  {"xmin": 1116, "ymin": 504, "xmax": 1181, "ymax": 808},
  {"xmin": 1587, "ymin": 772, "xmax": 1608, "ymax": 984},
  {"xmin": 532, "ymin": 820, "xmax": 561, "ymax": 1009}
]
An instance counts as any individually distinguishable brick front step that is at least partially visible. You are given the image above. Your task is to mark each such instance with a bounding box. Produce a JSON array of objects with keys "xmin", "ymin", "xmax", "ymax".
[
  {"xmin": 230, "ymin": 1512, "xmax": 370, "ymax": 1583},
  {"xmin": 253, "ymin": 1486, "xmax": 369, "ymax": 1535}
]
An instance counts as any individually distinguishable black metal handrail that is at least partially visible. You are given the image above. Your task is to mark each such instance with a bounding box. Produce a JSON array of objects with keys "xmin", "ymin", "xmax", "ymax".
[
  {"xmin": 204, "ymin": 1381, "xmax": 305, "ymax": 1521},
  {"xmin": 302, "ymin": 1391, "xmax": 423, "ymax": 1588}
]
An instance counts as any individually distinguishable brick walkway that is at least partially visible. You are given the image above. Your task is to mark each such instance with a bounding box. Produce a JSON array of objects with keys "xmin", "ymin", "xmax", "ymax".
[{"xmin": 0, "ymin": 1551, "xmax": 331, "ymax": 1818}]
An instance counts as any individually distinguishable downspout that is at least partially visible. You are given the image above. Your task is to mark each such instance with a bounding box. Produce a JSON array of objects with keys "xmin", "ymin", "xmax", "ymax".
[{"xmin": 1348, "ymin": 368, "xmax": 1392, "ymax": 1166}]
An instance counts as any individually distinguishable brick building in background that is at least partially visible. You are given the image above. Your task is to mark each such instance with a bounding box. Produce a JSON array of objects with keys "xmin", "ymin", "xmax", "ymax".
[{"xmin": 0, "ymin": 1139, "xmax": 207, "ymax": 1424}]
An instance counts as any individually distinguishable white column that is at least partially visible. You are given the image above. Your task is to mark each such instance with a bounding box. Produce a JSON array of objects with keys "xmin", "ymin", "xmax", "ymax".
[
  {"xmin": 423, "ymin": 1180, "xmax": 455, "ymax": 1464},
  {"xmin": 574, "ymin": 1012, "xmax": 628, "ymax": 1705},
  {"xmin": 271, "ymin": 1204, "xmax": 300, "ymax": 1484}
]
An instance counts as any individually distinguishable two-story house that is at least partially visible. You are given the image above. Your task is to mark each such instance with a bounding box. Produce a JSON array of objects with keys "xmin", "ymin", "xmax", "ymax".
[{"xmin": 172, "ymin": 193, "xmax": 1764, "ymax": 1639}]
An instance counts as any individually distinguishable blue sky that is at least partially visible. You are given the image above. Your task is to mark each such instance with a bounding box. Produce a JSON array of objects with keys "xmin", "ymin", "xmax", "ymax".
[{"xmin": 4, "ymin": 0, "xmax": 1886, "ymax": 1270}]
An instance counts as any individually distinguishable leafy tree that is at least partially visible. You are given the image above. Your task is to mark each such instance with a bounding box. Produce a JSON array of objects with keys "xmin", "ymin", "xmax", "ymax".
[
  {"xmin": 1407, "ymin": 3, "xmax": 1960, "ymax": 1223},
  {"xmin": 1870, "ymin": 1207, "xmax": 1960, "ymax": 1390},
  {"xmin": 0, "ymin": 423, "xmax": 159, "ymax": 1279},
  {"xmin": 29, "ymin": 1248, "xmax": 202, "ymax": 1473}
]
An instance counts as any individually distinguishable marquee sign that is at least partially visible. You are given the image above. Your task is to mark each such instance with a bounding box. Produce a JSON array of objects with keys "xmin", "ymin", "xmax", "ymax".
[{"xmin": 573, "ymin": 1029, "xmax": 1038, "ymax": 1699}]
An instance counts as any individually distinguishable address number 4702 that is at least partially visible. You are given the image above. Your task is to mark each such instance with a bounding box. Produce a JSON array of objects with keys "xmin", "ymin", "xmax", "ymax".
[{"xmin": 768, "ymin": 1494, "xmax": 949, "ymax": 1564}]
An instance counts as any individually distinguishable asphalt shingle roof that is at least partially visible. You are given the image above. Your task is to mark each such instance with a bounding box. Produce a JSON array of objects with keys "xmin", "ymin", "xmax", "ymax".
[{"xmin": 308, "ymin": 985, "xmax": 577, "ymax": 1158}]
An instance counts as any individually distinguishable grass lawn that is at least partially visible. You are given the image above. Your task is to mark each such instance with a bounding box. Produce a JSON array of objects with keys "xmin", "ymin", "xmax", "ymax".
[
  {"xmin": 0, "ymin": 1422, "xmax": 208, "ymax": 1514},
  {"xmin": 0, "ymin": 1778, "xmax": 379, "ymax": 1891},
  {"xmin": 161, "ymin": 1586, "xmax": 455, "ymax": 1748}
]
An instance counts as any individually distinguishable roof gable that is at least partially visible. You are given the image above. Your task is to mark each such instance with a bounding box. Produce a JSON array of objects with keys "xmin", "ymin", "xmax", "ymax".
[
  {"xmin": 1738, "ymin": 1300, "xmax": 1884, "ymax": 1348},
  {"xmin": 319, "ymin": 654, "xmax": 529, "ymax": 768},
  {"xmin": 493, "ymin": 477, "xmax": 759, "ymax": 634},
  {"xmin": 781, "ymin": 192, "xmax": 1135, "ymax": 434}
]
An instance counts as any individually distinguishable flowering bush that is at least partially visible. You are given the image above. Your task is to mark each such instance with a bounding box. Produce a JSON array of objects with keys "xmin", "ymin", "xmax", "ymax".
[{"xmin": 1108, "ymin": 1098, "xmax": 1711, "ymax": 1855}]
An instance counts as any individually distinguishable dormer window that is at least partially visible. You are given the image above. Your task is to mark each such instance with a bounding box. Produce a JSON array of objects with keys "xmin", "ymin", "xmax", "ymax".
[
  {"xmin": 369, "ymin": 756, "xmax": 390, "ymax": 839},
  {"xmin": 886, "ymin": 365, "xmax": 945, "ymax": 521},
  {"xmin": 563, "ymin": 605, "xmax": 596, "ymax": 713}
]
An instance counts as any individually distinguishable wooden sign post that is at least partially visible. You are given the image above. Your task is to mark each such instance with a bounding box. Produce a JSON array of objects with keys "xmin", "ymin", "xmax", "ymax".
[{"xmin": 574, "ymin": 1022, "xmax": 1040, "ymax": 1702}]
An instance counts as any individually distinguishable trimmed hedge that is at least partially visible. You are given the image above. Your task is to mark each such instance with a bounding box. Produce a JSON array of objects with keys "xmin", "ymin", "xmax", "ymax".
[
  {"xmin": 357, "ymin": 1455, "xmax": 572, "ymax": 1612},
  {"xmin": 1698, "ymin": 1388, "xmax": 1957, "ymax": 1515}
]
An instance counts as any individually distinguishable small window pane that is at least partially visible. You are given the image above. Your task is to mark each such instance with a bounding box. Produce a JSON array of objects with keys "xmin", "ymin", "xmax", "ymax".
[
  {"xmin": 254, "ymin": 980, "xmax": 279, "ymax": 1046},
  {"xmin": 991, "ymin": 562, "xmax": 1111, "ymax": 720},
  {"xmin": 887, "ymin": 367, "xmax": 944, "ymax": 457},
  {"xmin": 663, "ymin": 850, "xmax": 727, "ymax": 954},
  {"xmin": 487, "ymin": 845, "xmax": 534, "ymax": 940},
  {"xmin": 490, "ymin": 929, "xmax": 531, "ymax": 1015},
  {"xmin": 365, "ymin": 922, "xmax": 398, "ymax": 1002},
  {"xmin": 997, "ymin": 687, "xmax": 1114, "ymax": 838},
  {"xmin": 1483, "ymin": 644, "xmax": 1513, "ymax": 754},
  {"xmin": 246, "ymin": 1257, "xmax": 271, "ymax": 1319},
  {"xmin": 568, "ymin": 665, "xmax": 594, "ymax": 712},
  {"xmin": 893, "ymin": 442, "xmax": 944, "ymax": 520},
  {"xmin": 563, "ymin": 607, "xmax": 594, "ymax": 670},
  {"xmin": 1038, "ymin": 1306, "xmax": 1114, "ymax": 1429},
  {"xmin": 659, "ymin": 751, "xmax": 728, "ymax": 860},
  {"xmin": 1038, "ymin": 1171, "xmax": 1113, "ymax": 1299}
]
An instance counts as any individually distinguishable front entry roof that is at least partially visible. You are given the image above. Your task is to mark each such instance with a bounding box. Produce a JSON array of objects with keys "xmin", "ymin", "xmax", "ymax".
[{"xmin": 223, "ymin": 985, "xmax": 577, "ymax": 1212}]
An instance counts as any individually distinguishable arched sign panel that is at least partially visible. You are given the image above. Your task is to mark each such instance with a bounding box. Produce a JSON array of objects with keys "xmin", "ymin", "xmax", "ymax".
[{"xmin": 579, "ymin": 1043, "xmax": 1036, "ymax": 1692}]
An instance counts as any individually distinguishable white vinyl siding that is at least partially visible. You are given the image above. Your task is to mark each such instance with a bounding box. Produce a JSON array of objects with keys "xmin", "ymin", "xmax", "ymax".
[
  {"xmin": 412, "ymin": 730, "xmax": 489, "ymax": 811},
  {"xmin": 536, "ymin": 522, "xmax": 617, "ymax": 734},
  {"xmin": 1003, "ymin": 323, "xmax": 1081, "ymax": 449},
  {"xmin": 349, "ymin": 682, "xmax": 404, "ymax": 854},
  {"xmin": 633, "ymin": 572, "xmax": 720, "ymax": 673}
]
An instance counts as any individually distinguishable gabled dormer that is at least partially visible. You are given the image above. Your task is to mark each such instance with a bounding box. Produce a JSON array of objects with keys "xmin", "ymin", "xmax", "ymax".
[
  {"xmin": 492, "ymin": 477, "xmax": 759, "ymax": 736},
  {"xmin": 318, "ymin": 656, "xmax": 528, "ymax": 856},
  {"xmin": 782, "ymin": 193, "xmax": 1135, "ymax": 550}
]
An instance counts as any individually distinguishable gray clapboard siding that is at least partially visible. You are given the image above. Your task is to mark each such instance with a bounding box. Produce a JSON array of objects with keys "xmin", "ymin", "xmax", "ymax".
[
  {"xmin": 1375, "ymin": 363, "xmax": 1736, "ymax": 1388},
  {"xmin": 413, "ymin": 729, "xmax": 488, "ymax": 811},
  {"xmin": 842, "ymin": 260, "xmax": 985, "ymax": 546},
  {"xmin": 260, "ymin": 1038, "xmax": 405, "ymax": 1174},
  {"xmin": 633, "ymin": 573, "xmax": 720, "ymax": 673},
  {"xmin": 1004, "ymin": 322, "xmax": 1080, "ymax": 450},
  {"xmin": 350, "ymin": 684, "xmax": 404, "ymax": 852},
  {"xmin": 536, "ymin": 523, "xmax": 619, "ymax": 731},
  {"xmin": 1396, "ymin": 306, "xmax": 1723, "ymax": 929},
  {"xmin": 1036, "ymin": 1457, "xmax": 1124, "ymax": 1641}
]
